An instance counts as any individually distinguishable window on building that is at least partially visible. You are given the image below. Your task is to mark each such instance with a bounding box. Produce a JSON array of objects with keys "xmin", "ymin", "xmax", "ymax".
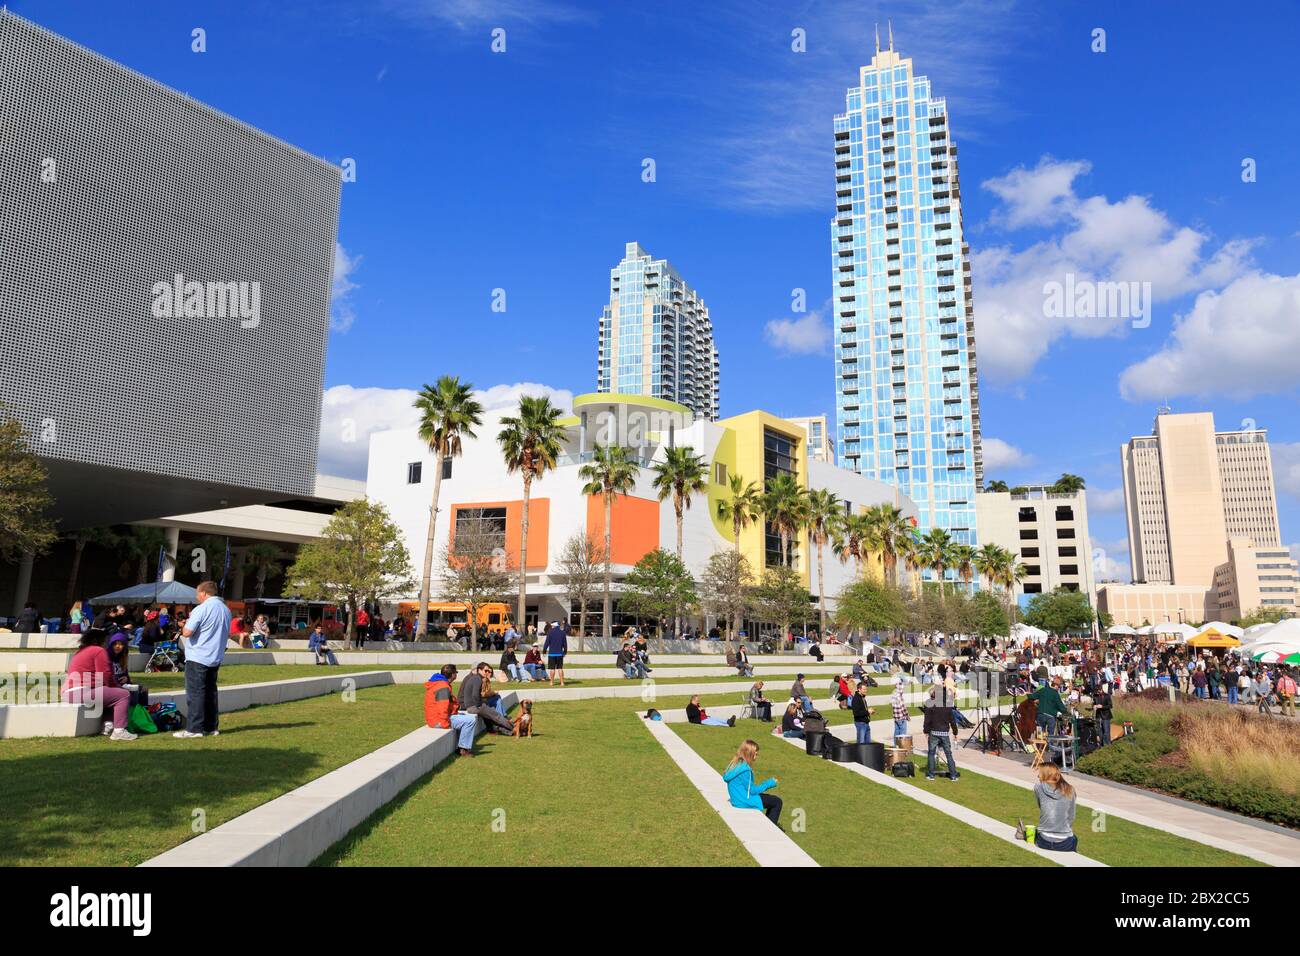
[
  {"xmin": 1059, "ymin": 546, "xmax": 1077, "ymax": 558},
  {"xmin": 453, "ymin": 506, "xmax": 507, "ymax": 551},
  {"xmin": 714, "ymin": 462, "xmax": 727, "ymax": 485},
  {"xmin": 1021, "ymin": 547, "xmax": 1039, "ymax": 558},
  {"xmin": 1018, "ymin": 507, "xmax": 1036, "ymax": 522},
  {"xmin": 1019, "ymin": 529, "xmax": 1038, "ymax": 540},
  {"xmin": 1023, "ymin": 583, "xmax": 1042, "ymax": 594},
  {"xmin": 1061, "ymin": 564, "xmax": 1079, "ymax": 576},
  {"xmin": 1058, "ymin": 527, "xmax": 1075, "ymax": 539},
  {"xmin": 407, "ymin": 462, "xmax": 422, "ymax": 484},
  {"xmin": 442, "ymin": 457, "xmax": 454, "ymax": 480},
  {"xmin": 1055, "ymin": 506, "xmax": 1074, "ymax": 521}
]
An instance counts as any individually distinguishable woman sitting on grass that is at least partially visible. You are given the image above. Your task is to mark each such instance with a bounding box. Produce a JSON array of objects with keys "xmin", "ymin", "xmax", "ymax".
[
  {"xmin": 1031, "ymin": 763, "xmax": 1078, "ymax": 852},
  {"xmin": 686, "ymin": 695, "xmax": 736, "ymax": 727},
  {"xmin": 722, "ymin": 739, "xmax": 782, "ymax": 827}
]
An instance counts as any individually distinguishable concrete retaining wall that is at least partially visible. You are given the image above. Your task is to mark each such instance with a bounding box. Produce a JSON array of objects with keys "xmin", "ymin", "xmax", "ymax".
[{"xmin": 140, "ymin": 692, "xmax": 518, "ymax": 867}]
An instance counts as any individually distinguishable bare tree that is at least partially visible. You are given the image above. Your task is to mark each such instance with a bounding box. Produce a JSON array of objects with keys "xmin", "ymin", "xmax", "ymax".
[
  {"xmin": 698, "ymin": 549, "xmax": 754, "ymax": 650},
  {"xmin": 556, "ymin": 530, "xmax": 603, "ymax": 653},
  {"xmin": 438, "ymin": 527, "xmax": 517, "ymax": 652}
]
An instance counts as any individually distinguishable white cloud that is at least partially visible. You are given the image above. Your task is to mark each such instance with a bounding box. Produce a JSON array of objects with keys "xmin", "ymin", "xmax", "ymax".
[
  {"xmin": 1118, "ymin": 271, "xmax": 1300, "ymax": 401},
  {"xmin": 765, "ymin": 310, "xmax": 830, "ymax": 355},
  {"xmin": 981, "ymin": 437, "xmax": 1033, "ymax": 470},
  {"xmin": 972, "ymin": 157, "xmax": 1254, "ymax": 383},
  {"xmin": 1089, "ymin": 486, "xmax": 1126, "ymax": 514},
  {"xmin": 1273, "ymin": 442, "xmax": 1300, "ymax": 501},
  {"xmin": 317, "ymin": 381, "xmax": 573, "ymax": 479},
  {"xmin": 330, "ymin": 243, "xmax": 361, "ymax": 333}
]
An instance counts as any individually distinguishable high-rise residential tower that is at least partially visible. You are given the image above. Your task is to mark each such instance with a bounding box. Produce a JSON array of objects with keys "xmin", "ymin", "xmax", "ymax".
[
  {"xmin": 831, "ymin": 35, "xmax": 983, "ymax": 554},
  {"xmin": 597, "ymin": 242, "xmax": 720, "ymax": 421},
  {"xmin": 1121, "ymin": 410, "xmax": 1282, "ymax": 585}
]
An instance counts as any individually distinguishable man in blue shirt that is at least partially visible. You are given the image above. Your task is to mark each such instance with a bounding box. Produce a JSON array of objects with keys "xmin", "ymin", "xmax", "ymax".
[
  {"xmin": 174, "ymin": 580, "xmax": 231, "ymax": 738},
  {"xmin": 542, "ymin": 620, "xmax": 568, "ymax": 687}
]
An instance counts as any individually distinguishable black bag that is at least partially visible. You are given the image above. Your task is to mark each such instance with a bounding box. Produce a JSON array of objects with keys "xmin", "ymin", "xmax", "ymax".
[
  {"xmin": 865, "ymin": 676, "xmax": 879, "ymax": 688},
  {"xmin": 803, "ymin": 710, "xmax": 827, "ymax": 734},
  {"xmin": 891, "ymin": 761, "xmax": 915, "ymax": 778}
]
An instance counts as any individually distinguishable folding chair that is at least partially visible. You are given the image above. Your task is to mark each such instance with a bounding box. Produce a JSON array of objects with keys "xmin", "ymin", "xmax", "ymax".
[{"xmin": 738, "ymin": 693, "xmax": 756, "ymax": 720}]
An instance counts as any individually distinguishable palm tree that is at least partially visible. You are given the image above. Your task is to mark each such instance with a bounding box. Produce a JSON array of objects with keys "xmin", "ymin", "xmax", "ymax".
[
  {"xmin": 651, "ymin": 446, "xmax": 707, "ymax": 636},
  {"xmin": 761, "ymin": 472, "xmax": 808, "ymax": 569},
  {"xmin": 64, "ymin": 527, "xmax": 117, "ymax": 608},
  {"xmin": 899, "ymin": 531, "xmax": 924, "ymax": 598},
  {"xmin": 498, "ymin": 395, "xmax": 567, "ymax": 632},
  {"xmin": 579, "ymin": 444, "xmax": 640, "ymax": 637},
  {"xmin": 240, "ymin": 542, "xmax": 283, "ymax": 599},
  {"xmin": 716, "ymin": 475, "xmax": 762, "ymax": 554},
  {"xmin": 832, "ymin": 511, "xmax": 873, "ymax": 579},
  {"xmin": 116, "ymin": 526, "xmax": 168, "ymax": 585},
  {"xmin": 951, "ymin": 544, "xmax": 975, "ymax": 595},
  {"xmin": 866, "ymin": 504, "xmax": 915, "ymax": 588},
  {"xmin": 413, "ymin": 376, "xmax": 483, "ymax": 640},
  {"xmin": 973, "ymin": 542, "xmax": 1005, "ymax": 593},
  {"xmin": 985, "ymin": 479, "xmax": 1010, "ymax": 493},
  {"xmin": 917, "ymin": 528, "xmax": 955, "ymax": 599},
  {"xmin": 1051, "ymin": 473, "xmax": 1086, "ymax": 495},
  {"xmin": 805, "ymin": 488, "xmax": 841, "ymax": 639}
]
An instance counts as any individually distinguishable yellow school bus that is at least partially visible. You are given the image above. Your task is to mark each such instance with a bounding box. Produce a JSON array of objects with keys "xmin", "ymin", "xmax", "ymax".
[{"xmin": 396, "ymin": 601, "xmax": 513, "ymax": 639}]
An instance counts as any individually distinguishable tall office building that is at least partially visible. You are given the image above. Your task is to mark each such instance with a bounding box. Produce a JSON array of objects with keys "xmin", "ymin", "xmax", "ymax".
[
  {"xmin": 1121, "ymin": 410, "xmax": 1281, "ymax": 586},
  {"xmin": 831, "ymin": 34, "xmax": 983, "ymax": 555},
  {"xmin": 597, "ymin": 242, "xmax": 720, "ymax": 421}
]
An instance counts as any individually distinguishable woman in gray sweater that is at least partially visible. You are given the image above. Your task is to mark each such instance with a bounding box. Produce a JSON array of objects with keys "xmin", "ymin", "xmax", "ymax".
[{"xmin": 1032, "ymin": 763, "xmax": 1078, "ymax": 852}]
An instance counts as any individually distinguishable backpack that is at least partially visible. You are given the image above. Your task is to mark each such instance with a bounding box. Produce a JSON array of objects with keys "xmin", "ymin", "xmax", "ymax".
[
  {"xmin": 148, "ymin": 701, "xmax": 183, "ymax": 732},
  {"xmin": 803, "ymin": 710, "xmax": 827, "ymax": 734}
]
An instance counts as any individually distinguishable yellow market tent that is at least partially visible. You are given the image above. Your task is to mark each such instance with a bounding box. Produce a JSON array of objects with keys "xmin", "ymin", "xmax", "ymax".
[{"xmin": 1187, "ymin": 628, "xmax": 1241, "ymax": 649}]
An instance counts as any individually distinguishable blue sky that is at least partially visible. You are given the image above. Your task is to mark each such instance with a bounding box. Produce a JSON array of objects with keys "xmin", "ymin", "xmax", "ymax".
[{"xmin": 20, "ymin": 0, "xmax": 1300, "ymax": 579}]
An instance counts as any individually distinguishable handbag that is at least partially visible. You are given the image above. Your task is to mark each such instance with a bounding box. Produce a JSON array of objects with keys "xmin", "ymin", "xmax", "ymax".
[{"xmin": 127, "ymin": 703, "xmax": 158, "ymax": 735}]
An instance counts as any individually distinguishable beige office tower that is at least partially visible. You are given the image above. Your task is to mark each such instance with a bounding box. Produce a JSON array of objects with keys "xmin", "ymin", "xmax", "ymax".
[{"xmin": 1122, "ymin": 411, "xmax": 1280, "ymax": 586}]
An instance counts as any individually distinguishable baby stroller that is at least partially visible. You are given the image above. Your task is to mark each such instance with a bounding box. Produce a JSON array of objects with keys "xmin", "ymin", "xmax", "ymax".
[{"xmin": 145, "ymin": 639, "xmax": 183, "ymax": 672}]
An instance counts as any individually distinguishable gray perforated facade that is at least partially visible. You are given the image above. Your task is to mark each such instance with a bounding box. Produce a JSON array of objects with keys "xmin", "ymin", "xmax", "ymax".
[{"xmin": 0, "ymin": 10, "xmax": 340, "ymax": 526}]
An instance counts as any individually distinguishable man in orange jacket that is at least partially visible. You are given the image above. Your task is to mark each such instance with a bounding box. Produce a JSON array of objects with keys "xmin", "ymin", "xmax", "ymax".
[{"xmin": 425, "ymin": 664, "xmax": 480, "ymax": 757}]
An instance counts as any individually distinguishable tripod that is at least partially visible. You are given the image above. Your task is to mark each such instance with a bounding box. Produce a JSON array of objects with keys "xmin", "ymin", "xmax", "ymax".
[{"xmin": 963, "ymin": 702, "xmax": 1001, "ymax": 752}]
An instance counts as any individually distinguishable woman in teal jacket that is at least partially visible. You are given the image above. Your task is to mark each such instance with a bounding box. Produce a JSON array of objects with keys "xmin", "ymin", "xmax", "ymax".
[{"xmin": 722, "ymin": 739, "xmax": 782, "ymax": 826}]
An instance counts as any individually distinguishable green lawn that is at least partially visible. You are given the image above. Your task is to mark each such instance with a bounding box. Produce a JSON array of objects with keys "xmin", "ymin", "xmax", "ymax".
[
  {"xmin": 0, "ymin": 683, "xmax": 436, "ymax": 866},
  {"xmin": 675, "ymin": 722, "xmax": 1055, "ymax": 867},
  {"xmin": 317, "ymin": 693, "xmax": 756, "ymax": 867},
  {"xmin": 889, "ymin": 756, "xmax": 1262, "ymax": 867}
]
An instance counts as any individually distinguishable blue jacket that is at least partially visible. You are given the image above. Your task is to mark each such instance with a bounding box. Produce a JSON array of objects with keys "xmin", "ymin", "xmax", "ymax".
[
  {"xmin": 542, "ymin": 626, "xmax": 568, "ymax": 656},
  {"xmin": 722, "ymin": 762, "xmax": 775, "ymax": 811}
]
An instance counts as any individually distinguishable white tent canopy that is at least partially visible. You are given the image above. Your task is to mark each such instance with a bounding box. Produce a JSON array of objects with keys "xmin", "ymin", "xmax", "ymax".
[
  {"xmin": 1196, "ymin": 621, "xmax": 1244, "ymax": 639},
  {"xmin": 1152, "ymin": 621, "xmax": 1197, "ymax": 641},
  {"xmin": 1136, "ymin": 625, "xmax": 1154, "ymax": 635},
  {"xmin": 1245, "ymin": 618, "xmax": 1300, "ymax": 647},
  {"xmin": 1009, "ymin": 622, "xmax": 1048, "ymax": 644},
  {"xmin": 1106, "ymin": 624, "xmax": 1137, "ymax": 635}
]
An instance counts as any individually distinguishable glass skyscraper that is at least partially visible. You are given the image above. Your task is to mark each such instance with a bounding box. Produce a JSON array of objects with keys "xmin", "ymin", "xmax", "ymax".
[
  {"xmin": 831, "ymin": 39, "xmax": 983, "ymax": 551},
  {"xmin": 597, "ymin": 242, "xmax": 721, "ymax": 421}
]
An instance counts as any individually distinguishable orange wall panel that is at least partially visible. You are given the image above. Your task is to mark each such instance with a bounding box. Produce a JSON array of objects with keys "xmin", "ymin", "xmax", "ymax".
[
  {"xmin": 586, "ymin": 494, "xmax": 660, "ymax": 565},
  {"xmin": 448, "ymin": 498, "xmax": 549, "ymax": 571}
]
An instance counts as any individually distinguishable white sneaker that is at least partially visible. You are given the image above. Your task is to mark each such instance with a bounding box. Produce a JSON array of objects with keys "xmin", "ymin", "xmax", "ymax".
[
  {"xmin": 206, "ymin": 730, "xmax": 220, "ymax": 737},
  {"xmin": 101, "ymin": 720, "xmax": 114, "ymax": 736},
  {"xmin": 172, "ymin": 730, "xmax": 204, "ymax": 739},
  {"xmin": 110, "ymin": 728, "xmax": 137, "ymax": 741}
]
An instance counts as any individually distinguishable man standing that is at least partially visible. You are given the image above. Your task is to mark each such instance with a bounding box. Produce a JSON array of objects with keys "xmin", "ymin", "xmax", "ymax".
[
  {"xmin": 922, "ymin": 686, "xmax": 960, "ymax": 781},
  {"xmin": 542, "ymin": 620, "xmax": 568, "ymax": 687},
  {"xmin": 174, "ymin": 580, "xmax": 230, "ymax": 738}
]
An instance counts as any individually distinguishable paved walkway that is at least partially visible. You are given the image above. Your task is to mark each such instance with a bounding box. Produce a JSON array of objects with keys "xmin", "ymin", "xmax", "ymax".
[
  {"xmin": 775, "ymin": 735, "xmax": 1106, "ymax": 867},
  {"xmin": 640, "ymin": 718, "xmax": 818, "ymax": 867}
]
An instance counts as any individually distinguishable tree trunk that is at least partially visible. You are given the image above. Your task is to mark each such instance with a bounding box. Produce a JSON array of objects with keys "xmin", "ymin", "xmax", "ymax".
[
  {"xmin": 256, "ymin": 567, "xmax": 267, "ymax": 599},
  {"xmin": 517, "ymin": 473, "xmax": 532, "ymax": 634},
  {"xmin": 137, "ymin": 554, "xmax": 148, "ymax": 586},
  {"xmin": 416, "ymin": 449, "xmax": 446, "ymax": 642},
  {"xmin": 817, "ymin": 536, "xmax": 826, "ymax": 639},
  {"xmin": 64, "ymin": 539, "xmax": 86, "ymax": 610},
  {"xmin": 577, "ymin": 599, "xmax": 585, "ymax": 653},
  {"xmin": 347, "ymin": 601, "xmax": 356, "ymax": 647},
  {"xmin": 674, "ymin": 500, "xmax": 684, "ymax": 639},
  {"xmin": 602, "ymin": 493, "xmax": 613, "ymax": 637}
]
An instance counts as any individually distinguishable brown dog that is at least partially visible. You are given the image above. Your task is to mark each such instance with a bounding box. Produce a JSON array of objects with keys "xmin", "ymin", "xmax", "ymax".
[{"xmin": 513, "ymin": 699, "xmax": 534, "ymax": 738}]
